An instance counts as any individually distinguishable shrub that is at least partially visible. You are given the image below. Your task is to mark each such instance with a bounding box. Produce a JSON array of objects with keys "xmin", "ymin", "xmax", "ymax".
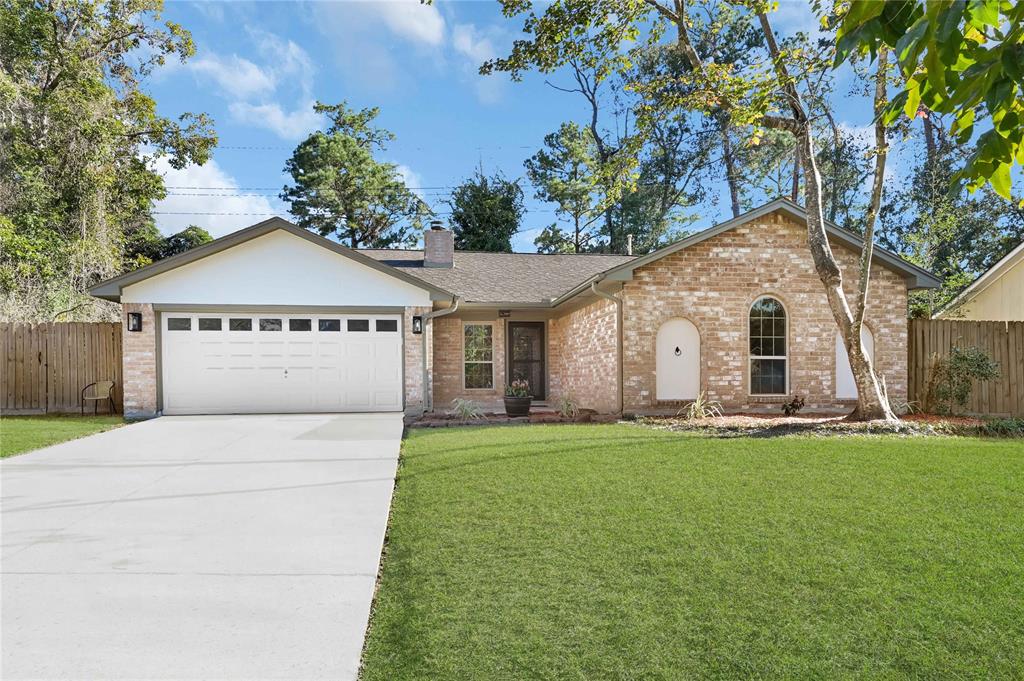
[
  {"xmin": 978, "ymin": 417, "xmax": 1024, "ymax": 438},
  {"xmin": 450, "ymin": 398, "xmax": 484, "ymax": 422},
  {"xmin": 556, "ymin": 394, "xmax": 580, "ymax": 419},
  {"xmin": 781, "ymin": 395, "xmax": 805, "ymax": 416},
  {"xmin": 924, "ymin": 346, "xmax": 1001, "ymax": 415},
  {"xmin": 679, "ymin": 392, "xmax": 723, "ymax": 420}
]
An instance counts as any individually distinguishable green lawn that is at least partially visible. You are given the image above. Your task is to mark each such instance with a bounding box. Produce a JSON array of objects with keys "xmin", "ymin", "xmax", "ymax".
[
  {"xmin": 1, "ymin": 414, "xmax": 124, "ymax": 458},
  {"xmin": 361, "ymin": 425, "xmax": 1024, "ymax": 680}
]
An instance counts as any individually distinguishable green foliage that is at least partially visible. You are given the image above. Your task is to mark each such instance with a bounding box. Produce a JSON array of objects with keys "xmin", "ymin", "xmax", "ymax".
[
  {"xmin": 556, "ymin": 394, "xmax": 581, "ymax": 419},
  {"xmin": 124, "ymin": 224, "xmax": 213, "ymax": 269},
  {"xmin": 924, "ymin": 346, "xmax": 1001, "ymax": 415},
  {"xmin": 525, "ymin": 122, "xmax": 604, "ymax": 252},
  {"xmin": 0, "ymin": 0, "xmax": 217, "ymax": 320},
  {"xmin": 449, "ymin": 398, "xmax": 484, "ymax": 422},
  {"xmin": 880, "ymin": 116, "xmax": 1024, "ymax": 318},
  {"xmin": 979, "ymin": 417, "xmax": 1024, "ymax": 438},
  {"xmin": 281, "ymin": 101, "xmax": 429, "ymax": 248},
  {"xmin": 835, "ymin": 0, "xmax": 1024, "ymax": 200},
  {"xmin": 680, "ymin": 392, "xmax": 724, "ymax": 419},
  {"xmin": 447, "ymin": 170, "xmax": 524, "ymax": 252}
]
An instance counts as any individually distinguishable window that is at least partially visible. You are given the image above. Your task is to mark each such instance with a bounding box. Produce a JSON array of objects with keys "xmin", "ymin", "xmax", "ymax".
[
  {"xmin": 198, "ymin": 318, "xmax": 222, "ymax": 331},
  {"xmin": 229, "ymin": 318, "xmax": 252, "ymax": 331},
  {"xmin": 347, "ymin": 319, "xmax": 369, "ymax": 332},
  {"xmin": 167, "ymin": 317, "xmax": 191, "ymax": 331},
  {"xmin": 376, "ymin": 319, "xmax": 398, "ymax": 332},
  {"xmin": 463, "ymin": 324, "xmax": 494, "ymax": 389},
  {"xmin": 289, "ymin": 318, "xmax": 312, "ymax": 332},
  {"xmin": 259, "ymin": 318, "xmax": 282, "ymax": 331},
  {"xmin": 318, "ymin": 319, "xmax": 341, "ymax": 332},
  {"xmin": 749, "ymin": 296, "xmax": 787, "ymax": 395}
]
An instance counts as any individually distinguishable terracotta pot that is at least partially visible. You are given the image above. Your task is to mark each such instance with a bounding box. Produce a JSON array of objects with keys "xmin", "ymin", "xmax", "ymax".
[{"xmin": 503, "ymin": 396, "xmax": 532, "ymax": 417}]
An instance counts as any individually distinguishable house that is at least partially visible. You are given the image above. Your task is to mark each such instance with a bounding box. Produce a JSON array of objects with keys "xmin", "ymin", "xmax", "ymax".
[
  {"xmin": 934, "ymin": 240, "xmax": 1024, "ymax": 321},
  {"xmin": 89, "ymin": 198, "xmax": 940, "ymax": 420}
]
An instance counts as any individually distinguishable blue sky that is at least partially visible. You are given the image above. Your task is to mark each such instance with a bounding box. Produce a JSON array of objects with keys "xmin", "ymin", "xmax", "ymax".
[{"xmin": 147, "ymin": 0, "xmax": 879, "ymax": 250}]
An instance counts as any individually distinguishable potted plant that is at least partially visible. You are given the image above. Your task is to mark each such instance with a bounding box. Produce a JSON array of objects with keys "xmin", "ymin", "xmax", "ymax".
[{"xmin": 503, "ymin": 379, "xmax": 532, "ymax": 417}]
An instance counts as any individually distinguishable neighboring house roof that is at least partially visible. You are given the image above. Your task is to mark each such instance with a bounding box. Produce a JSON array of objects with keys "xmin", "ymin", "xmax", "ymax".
[
  {"xmin": 359, "ymin": 249, "xmax": 635, "ymax": 305},
  {"xmin": 88, "ymin": 217, "xmax": 454, "ymax": 302},
  {"xmin": 588, "ymin": 198, "xmax": 941, "ymax": 292},
  {"xmin": 934, "ymin": 239, "xmax": 1024, "ymax": 318}
]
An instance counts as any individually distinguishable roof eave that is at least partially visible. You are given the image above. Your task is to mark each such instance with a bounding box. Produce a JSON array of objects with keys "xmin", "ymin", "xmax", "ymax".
[
  {"xmin": 593, "ymin": 197, "xmax": 941, "ymax": 289},
  {"xmin": 87, "ymin": 217, "xmax": 453, "ymax": 303}
]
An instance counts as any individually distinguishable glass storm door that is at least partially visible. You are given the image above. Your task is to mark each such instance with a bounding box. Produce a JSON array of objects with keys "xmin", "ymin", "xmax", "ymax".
[{"xmin": 508, "ymin": 322, "xmax": 545, "ymax": 399}]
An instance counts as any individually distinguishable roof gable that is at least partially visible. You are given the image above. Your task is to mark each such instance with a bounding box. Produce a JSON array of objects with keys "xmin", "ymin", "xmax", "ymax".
[
  {"xmin": 597, "ymin": 198, "xmax": 940, "ymax": 290},
  {"xmin": 935, "ymin": 239, "xmax": 1024, "ymax": 317},
  {"xmin": 89, "ymin": 217, "xmax": 452, "ymax": 302}
]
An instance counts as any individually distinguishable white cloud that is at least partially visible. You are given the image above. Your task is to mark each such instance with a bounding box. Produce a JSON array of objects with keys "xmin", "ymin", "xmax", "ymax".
[
  {"xmin": 189, "ymin": 53, "xmax": 276, "ymax": 99},
  {"xmin": 375, "ymin": 0, "xmax": 446, "ymax": 46},
  {"xmin": 184, "ymin": 29, "xmax": 319, "ymax": 140},
  {"xmin": 395, "ymin": 163, "xmax": 426, "ymax": 201},
  {"xmin": 229, "ymin": 100, "xmax": 322, "ymax": 140},
  {"xmin": 452, "ymin": 23, "xmax": 495, "ymax": 63},
  {"xmin": 248, "ymin": 28, "xmax": 316, "ymax": 95},
  {"xmin": 151, "ymin": 157, "xmax": 280, "ymax": 238}
]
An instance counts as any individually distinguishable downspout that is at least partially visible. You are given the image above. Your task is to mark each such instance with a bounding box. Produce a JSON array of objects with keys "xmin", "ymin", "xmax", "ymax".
[
  {"xmin": 590, "ymin": 280, "xmax": 624, "ymax": 415},
  {"xmin": 420, "ymin": 296, "xmax": 460, "ymax": 414}
]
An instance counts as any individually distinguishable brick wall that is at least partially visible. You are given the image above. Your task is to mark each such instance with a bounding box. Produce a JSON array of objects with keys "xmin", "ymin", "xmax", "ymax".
[
  {"xmin": 432, "ymin": 316, "xmax": 506, "ymax": 410},
  {"xmin": 548, "ymin": 298, "xmax": 619, "ymax": 413},
  {"xmin": 404, "ymin": 305, "xmax": 432, "ymax": 414},
  {"xmin": 121, "ymin": 302, "xmax": 158, "ymax": 420},
  {"xmin": 621, "ymin": 210, "xmax": 908, "ymax": 413}
]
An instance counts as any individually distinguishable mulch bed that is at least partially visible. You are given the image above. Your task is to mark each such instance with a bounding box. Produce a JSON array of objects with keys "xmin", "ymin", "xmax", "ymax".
[
  {"xmin": 407, "ymin": 408, "xmax": 618, "ymax": 428},
  {"xmin": 636, "ymin": 412, "xmax": 989, "ymax": 438}
]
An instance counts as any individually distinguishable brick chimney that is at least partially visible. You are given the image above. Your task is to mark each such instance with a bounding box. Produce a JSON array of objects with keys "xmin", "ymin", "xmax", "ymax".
[{"xmin": 424, "ymin": 220, "xmax": 454, "ymax": 268}]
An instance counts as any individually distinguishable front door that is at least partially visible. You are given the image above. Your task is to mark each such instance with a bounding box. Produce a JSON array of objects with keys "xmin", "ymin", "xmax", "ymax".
[{"xmin": 508, "ymin": 322, "xmax": 545, "ymax": 399}]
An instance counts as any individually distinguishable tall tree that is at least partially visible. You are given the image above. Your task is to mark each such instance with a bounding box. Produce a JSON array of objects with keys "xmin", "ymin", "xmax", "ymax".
[
  {"xmin": 0, "ymin": 0, "xmax": 217, "ymax": 321},
  {"xmin": 525, "ymin": 122, "xmax": 604, "ymax": 253},
  {"xmin": 447, "ymin": 169, "xmax": 524, "ymax": 252},
  {"xmin": 485, "ymin": 0, "xmax": 898, "ymax": 420},
  {"xmin": 880, "ymin": 116, "xmax": 1024, "ymax": 317},
  {"xmin": 281, "ymin": 102, "xmax": 429, "ymax": 249}
]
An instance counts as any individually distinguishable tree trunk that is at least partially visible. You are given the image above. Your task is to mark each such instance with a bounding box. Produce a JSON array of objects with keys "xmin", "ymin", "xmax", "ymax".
[
  {"xmin": 797, "ymin": 127, "xmax": 894, "ymax": 421},
  {"xmin": 720, "ymin": 120, "xmax": 741, "ymax": 217},
  {"xmin": 754, "ymin": 12, "xmax": 896, "ymax": 422},
  {"xmin": 791, "ymin": 144, "xmax": 801, "ymax": 202}
]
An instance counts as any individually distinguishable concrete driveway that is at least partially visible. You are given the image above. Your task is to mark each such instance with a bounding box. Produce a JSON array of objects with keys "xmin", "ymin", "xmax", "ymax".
[{"xmin": 1, "ymin": 413, "xmax": 403, "ymax": 680}]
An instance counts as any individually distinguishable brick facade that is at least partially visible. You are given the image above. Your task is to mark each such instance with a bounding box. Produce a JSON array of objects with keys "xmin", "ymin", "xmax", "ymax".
[
  {"xmin": 404, "ymin": 305, "xmax": 432, "ymax": 414},
  {"xmin": 121, "ymin": 302, "xmax": 158, "ymax": 420},
  {"xmin": 620, "ymin": 211, "xmax": 908, "ymax": 413},
  {"xmin": 547, "ymin": 298, "xmax": 619, "ymax": 414},
  {"xmin": 117, "ymin": 211, "xmax": 910, "ymax": 418},
  {"xmin": 431, "ymin": 316, "xmax": 507, "ymax": 410}
]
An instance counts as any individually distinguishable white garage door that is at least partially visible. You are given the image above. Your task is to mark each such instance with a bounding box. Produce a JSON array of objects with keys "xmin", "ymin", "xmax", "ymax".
[{"xmin": 160, "ymin": 312, "xmax": 403, "ymax": 414}]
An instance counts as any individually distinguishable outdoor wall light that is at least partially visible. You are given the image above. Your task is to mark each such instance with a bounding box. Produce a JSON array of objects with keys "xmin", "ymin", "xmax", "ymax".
[
  {"xmin": 127, "ymin": 312, "xmax": 143, "ymax": 332},
  {"xmin": 412, "ymin": 315, "xmax": 423, "ymax": 334}
]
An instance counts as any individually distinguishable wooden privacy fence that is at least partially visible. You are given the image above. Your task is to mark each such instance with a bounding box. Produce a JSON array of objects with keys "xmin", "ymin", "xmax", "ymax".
[
  {"xmin": 1, "ymin": 322, "xmax": 123, "ymax": 414},
  {"xmin": 909, "ymin": 319, "xmax": 1024, "ymax": 418}
]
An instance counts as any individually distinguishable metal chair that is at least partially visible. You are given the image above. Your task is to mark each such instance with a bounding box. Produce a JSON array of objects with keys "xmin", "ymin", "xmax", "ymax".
[{"xmin": 81, "ymin": 381, "xmax": 115, "ymax": 415}]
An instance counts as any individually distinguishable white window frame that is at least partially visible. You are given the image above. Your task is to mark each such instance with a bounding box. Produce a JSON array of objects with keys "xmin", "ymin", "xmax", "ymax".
[
  {"xmin": 462, "ymin": 321, "xmax": 495, "ymax": 390},
  {"xmin": 748, "ymin": 295, "xmax": 789, "ymax": 396}
]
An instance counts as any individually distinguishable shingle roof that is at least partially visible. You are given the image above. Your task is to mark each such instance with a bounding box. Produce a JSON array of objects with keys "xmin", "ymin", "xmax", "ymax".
[{"xmin": 358, "ymin": 249, "xmax": 636, "ymax": 304}]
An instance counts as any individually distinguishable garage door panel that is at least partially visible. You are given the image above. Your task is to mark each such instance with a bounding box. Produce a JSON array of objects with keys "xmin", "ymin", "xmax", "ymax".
[{"xmin": 161, "ymin": 313, "xmax": 403, "ymax": 414}]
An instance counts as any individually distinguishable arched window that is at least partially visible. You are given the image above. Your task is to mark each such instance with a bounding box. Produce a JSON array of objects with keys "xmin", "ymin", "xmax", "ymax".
[{"xmin": 749, "ymin": 296, "xmax": 787, "ymax": 395}]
